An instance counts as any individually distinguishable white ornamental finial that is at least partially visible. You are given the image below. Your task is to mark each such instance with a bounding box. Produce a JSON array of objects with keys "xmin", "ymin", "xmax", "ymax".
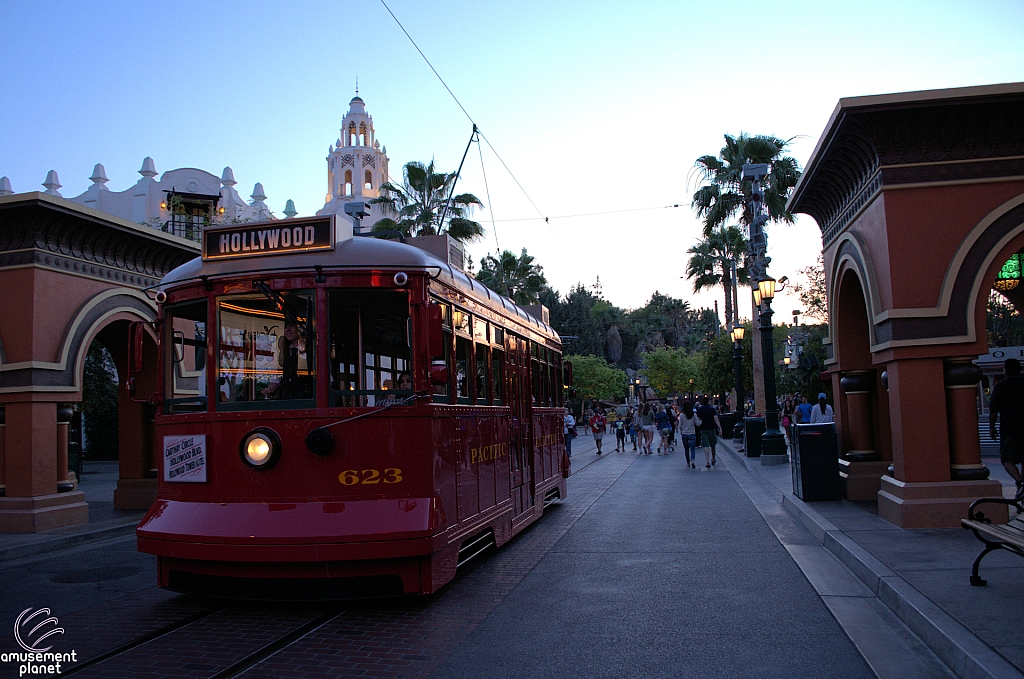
[
  {"xmin": 221, "ymin": 166, "xmax": 236, "ymax": 187},
  {"xmin": 251, "ymin": 183, "xmax": 267, "ymax": 202},
  {"xmin": 138, "ymin": 157, "xmax": 157, "ymax": 178},
  {"xmin": 43, "ymin": 170, "xmax": 62, "ymax": 196},
  {"xmin": 0, "ymin": 176, "xmax": 13, "ymax": 196},
  {"xmin": 90, "ymin": 163, "xmax": 109, "ymax": 185}
]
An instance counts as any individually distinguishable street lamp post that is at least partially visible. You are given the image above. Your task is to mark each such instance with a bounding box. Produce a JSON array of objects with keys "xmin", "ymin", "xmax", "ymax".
[
  {"xmin": 743, "ymin": 163, "xmax": 788, "ymax": 465},
  {"xmin": 731, "ymin": 326, "xmax": 745, "ymax": 442}
]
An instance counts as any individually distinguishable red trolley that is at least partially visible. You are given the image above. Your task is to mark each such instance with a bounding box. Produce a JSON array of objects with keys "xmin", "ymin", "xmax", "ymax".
[{"xmin": 136, "ymin": 216, "xmax": 569, "ymax": 598}]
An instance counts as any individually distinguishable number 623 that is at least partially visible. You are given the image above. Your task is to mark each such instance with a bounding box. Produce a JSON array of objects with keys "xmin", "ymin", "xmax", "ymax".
[{"xmin": 338, "ymin": 468, "xmax": 402, "ymax": 485}]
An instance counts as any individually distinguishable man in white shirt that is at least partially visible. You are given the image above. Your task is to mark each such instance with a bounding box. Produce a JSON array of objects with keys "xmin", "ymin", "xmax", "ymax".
[{"xmin": 809, "ymin": 392, "xmax": 834, "ymax": 424}]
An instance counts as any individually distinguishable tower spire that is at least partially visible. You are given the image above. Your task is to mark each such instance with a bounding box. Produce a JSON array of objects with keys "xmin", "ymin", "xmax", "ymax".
[{"xmin": 355, "ymin": 76, "xmax": 358, "ymax": 96}]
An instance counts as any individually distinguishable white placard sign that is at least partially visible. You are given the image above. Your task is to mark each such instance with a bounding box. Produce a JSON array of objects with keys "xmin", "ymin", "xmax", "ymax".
[{"xmin": 164, "ymin": 435, "xmax": 207, "ymax": 482}]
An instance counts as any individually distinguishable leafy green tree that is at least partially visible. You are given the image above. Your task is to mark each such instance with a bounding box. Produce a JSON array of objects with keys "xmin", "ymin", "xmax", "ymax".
[
  {"xmin": 685, "ymin": 225, "xmax": 748, "ymax": 328},
  {"xmin": 475, "ymin": 248, "xmax": 547, "ymax": 305},
  {"xmin": 553, "ymin": 284, "xmax": 603, "ymax": 357},
  {"xmin": 82, "ymin": 340, "xmax": 119, "ymax": 460},
  {"xmin": 641, "ymin": 347, "xmax": 700, "ymax": 397},
  {"xmin": 370, "ymin": 160, "xmax": 485, "ymax": 242},
  {"xmin": 565, "ymin": 355, "xmax": 627, "ymax": 405},
  {"xmin": 791, "ymin": 253, "xmax": 828, "ymax": 323}
]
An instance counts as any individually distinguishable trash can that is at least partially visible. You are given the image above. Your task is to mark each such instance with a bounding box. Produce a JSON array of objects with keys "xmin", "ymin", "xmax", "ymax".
[
  {"xmin": 792, "ymin": 423, "xmax": 841, "ymax": 501},
  {"xmin": 719, "ymin": 412, "xmax": 736, "ymax": 437},
  {"xmin": 744, "ymin": 417, "xmax": 765, "ymax": 458}
]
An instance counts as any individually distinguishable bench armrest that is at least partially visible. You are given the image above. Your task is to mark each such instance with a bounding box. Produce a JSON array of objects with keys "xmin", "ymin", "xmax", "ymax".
[{"xmin": 966, "ymin": 497, "xmax": 1023, "ymax": 523}]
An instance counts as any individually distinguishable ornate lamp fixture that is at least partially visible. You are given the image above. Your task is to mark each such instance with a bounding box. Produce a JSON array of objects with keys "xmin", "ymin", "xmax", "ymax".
[{"xmin": 994, "ymin": 253, "xmax": 1022, "ymax": 291}]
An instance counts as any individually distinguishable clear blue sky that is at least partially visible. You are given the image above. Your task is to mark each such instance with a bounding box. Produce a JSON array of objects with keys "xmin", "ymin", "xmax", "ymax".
[{"xmin": 2, "ymin": 0, "xmax": 1023, "ymax": 313}]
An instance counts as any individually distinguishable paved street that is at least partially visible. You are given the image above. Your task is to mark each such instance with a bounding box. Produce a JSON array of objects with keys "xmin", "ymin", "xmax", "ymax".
[{"xmin": 0, "ymin": 438, "xmax": 1020, "ymax": 678}]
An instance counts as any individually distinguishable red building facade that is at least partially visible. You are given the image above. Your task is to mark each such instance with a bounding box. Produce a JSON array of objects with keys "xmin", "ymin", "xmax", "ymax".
[{"xmin": 789, "ymin": 83, "xmax": 1024, "ymax": 527}]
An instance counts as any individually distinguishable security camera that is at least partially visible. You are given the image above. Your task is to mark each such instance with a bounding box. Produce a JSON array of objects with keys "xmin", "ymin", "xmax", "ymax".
[
  {"xmin": 741, "ymin": 163, "xmax": 769, "ymax": 181},
  {"xmin": 344, "ymin": 202, "xmax": 370, "ymax": 218}
]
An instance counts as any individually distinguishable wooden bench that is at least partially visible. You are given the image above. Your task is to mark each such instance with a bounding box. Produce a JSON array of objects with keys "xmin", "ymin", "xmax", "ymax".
[{"xmin": 961, "ymin": 498, "xmax": 1024, "ymax": 586}]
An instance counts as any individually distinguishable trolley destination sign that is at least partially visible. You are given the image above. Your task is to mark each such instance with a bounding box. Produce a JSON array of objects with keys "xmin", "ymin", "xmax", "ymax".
[{"xmin": 202, "ymin": 215, "xmax": 335, "ymax": 261}]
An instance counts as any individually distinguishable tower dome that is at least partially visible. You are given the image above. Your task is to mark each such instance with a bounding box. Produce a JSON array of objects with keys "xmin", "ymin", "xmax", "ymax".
[{"xmin": 317, "ymin": 92, "xmax": 391, "ymax": 225}]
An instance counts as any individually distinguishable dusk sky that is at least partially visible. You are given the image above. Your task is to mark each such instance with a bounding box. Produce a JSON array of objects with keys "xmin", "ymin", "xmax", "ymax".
[{"xmin": 3, "ymin": 0, "xmax": 1023, "ymax": 315}]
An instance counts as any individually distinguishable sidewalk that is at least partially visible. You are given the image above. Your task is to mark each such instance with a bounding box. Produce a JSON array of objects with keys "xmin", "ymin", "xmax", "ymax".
[
  {"xmin": 0, "ymin": 461, "xmax": 145, "ymax": 562},
  {"xmin": 717, "ymin": 436, "xmax": 1024, "ymax": 679}
]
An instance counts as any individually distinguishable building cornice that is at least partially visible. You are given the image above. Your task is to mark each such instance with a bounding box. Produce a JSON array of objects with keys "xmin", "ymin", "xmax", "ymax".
[{"xmin": 788, "ymin": 82, "xmax": 1024, "ymax": 245}]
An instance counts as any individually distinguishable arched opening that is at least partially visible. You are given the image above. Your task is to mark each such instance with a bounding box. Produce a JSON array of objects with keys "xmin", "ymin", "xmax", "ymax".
[
  {"xmin": 359, "ymin": 123, "xmax": 367, "ymax": 146},
  {"xmin": 344, "ymin": 170, "xmax": 353, "ymax": 196},
  {"xmin": 348, "ymin": 123, "xmax": 357, "ymax": 147},
  {"xmin": 832, "ymin": 268, "xmax": 892, "ymax": 496},
  {"xmin": 364, "ymin": 170, "xmax": 372, "ymax": 190}
]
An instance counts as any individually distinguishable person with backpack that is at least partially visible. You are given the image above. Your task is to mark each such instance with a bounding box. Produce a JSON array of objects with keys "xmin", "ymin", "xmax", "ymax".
[{"xmin": 614, "ymin": 416, "xmax": 627, "ymax": 452}]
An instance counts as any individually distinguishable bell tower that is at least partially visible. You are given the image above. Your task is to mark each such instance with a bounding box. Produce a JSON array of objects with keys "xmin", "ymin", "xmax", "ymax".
[{"xmin": 319, "ymin": 93, "xmax": 390, "ymax": 224}]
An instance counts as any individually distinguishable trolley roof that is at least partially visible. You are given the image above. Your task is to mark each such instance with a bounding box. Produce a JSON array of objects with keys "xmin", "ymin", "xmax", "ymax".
[{"xmin": 160, "ymin": 228, "xmax": 559, "ymax": 340}]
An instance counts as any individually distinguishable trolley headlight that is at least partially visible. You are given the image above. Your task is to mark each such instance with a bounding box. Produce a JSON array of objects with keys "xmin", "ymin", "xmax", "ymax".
[{"xmin": 240, "ymin": 428, "xmax": 282, "ymax": 469}]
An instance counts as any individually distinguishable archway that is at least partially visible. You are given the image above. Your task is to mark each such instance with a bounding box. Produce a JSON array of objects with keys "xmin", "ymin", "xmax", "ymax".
[
  {"xmin": 831, "ymin": 268, "xmax": 892, "ymax": 499},
  {"xmin": 789, "ymin": 83, "xmax": 1024, "ymax": 527},
  {"xmin": 0, "ymin": 193, "xmax": 196, "ymax": 531}
]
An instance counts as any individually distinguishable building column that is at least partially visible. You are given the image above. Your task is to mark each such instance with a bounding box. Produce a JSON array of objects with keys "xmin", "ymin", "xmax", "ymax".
[
  {"xmin": 56, "ymin": 405, "xmax": 75, "ymax": 492},
  {"xmin": 945, "ymin": 358, "xmax": 989, "ymax": 481},
  {"xmin": 0, "ymin": 400, "xmax": 87, "ymax": 533},
  {"xmin": 877, "ymin": 357, "xmax": 1004, "ymax": 528},
  {"xmin": 839, "ymin": 370, "xmax": 877, "ymax": 460},
  {"xmin": 837, "ymin": 369, "xmax": 888, "ymax": 500}
]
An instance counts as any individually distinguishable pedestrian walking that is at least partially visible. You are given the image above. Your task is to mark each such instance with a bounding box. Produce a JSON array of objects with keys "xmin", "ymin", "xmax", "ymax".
[
  {"xmin": 589, "ymin": 408, "xmax": 607, "ymax": 455},
  {"xmin": 640, "ymin": 404, "xmax": 656, "ymax": 454},
  {"xmin": 989, "ymin": 358, "xmax": 1024, "ymax": 501},
  {"xmin": 810, "ymin": 392, "xmax": 834, "ymax": 424},
  {"xmin": 614, "ymin": 416, "xmax": 627, "ymax": 452},
  {"xmin": 563, "ymin": 408, "xmax": 576, "ymax": 457},
  {"xmin": 796, "ymin": 396, "xmax": 813, "ymax": 425},
  {"xmin": 655, "ymin": 405, "xmax": 672, "ymax": 454},
  {"xmin": 678, "ymin": 400, "xmax": 698, "ymax": 468},
  {"xmin": 695, "ymin": 396, "xmax": 722, "ymax": 468}
]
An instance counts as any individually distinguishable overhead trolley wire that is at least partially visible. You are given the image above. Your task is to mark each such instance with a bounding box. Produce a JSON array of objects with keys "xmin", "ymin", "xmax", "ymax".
[
  {"xmin": 378, "ymin": 0, "xmax": 556, "ymax": 239},
  {"xmin": 491, "ymin": 204, "xmax": 687, "ymax": 222}
]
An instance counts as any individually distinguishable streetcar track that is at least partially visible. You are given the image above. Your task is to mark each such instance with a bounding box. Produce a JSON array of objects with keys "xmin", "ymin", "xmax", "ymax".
[
  {"xmin": 209, "ymin": 607, "xmax": 347, "ymax": 679},
  {"xmin": 60, "ymin": 603, "xmax": 229, "ymax": 676}
]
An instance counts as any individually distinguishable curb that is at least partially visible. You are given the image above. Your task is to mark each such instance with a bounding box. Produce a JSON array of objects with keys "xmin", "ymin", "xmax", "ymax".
[
  {"xmin": 781, "ymin": 485, "xmax": 1020, "ymax": 679},
  {"xmin": 0, "ymin": 517, "xmax": 142, "ymax": 563}
]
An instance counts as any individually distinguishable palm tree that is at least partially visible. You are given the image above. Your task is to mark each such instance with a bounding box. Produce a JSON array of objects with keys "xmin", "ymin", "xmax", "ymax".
[
  {"xmin": 475, "ymin": 248, "xmax": 547, "ymax": 306},
  {"xmin": 685, "ymin": 225, "xmax": 749, "ymax": 329},
  {"xmin": 691, "ymin": 133, "xmax": 801, "ymax": 415},
  {"xmin": 370, "ymin": 160, "xmax": 485, "ymax": 242},
  {"xmin": 691, "ymin": 133, "xmax": 801, "ymax": 237}
]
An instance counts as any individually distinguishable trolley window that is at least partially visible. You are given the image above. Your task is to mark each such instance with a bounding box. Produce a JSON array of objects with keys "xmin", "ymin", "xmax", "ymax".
[
  {"xmin": 216, "ymin": 290, "xmax": 315, "ymax": 410},
  {"xmin": 431, "ymin": 300, "xmax": 451, "ymax": 403},
  {"xmin": 329, "ymin": 290, "xmax": 411, "ymax": 407},
  {"xmin": 475, "ymin": 343, "xmax": 489, "ymax": 404},
  {"xmin": 455, "ymin": 336, "xmax": 472, "ymax": 403},
  {"xmin": 491, "ymin": 346, "xmax": 504, "ymax": 405},
  {"xmin": 165, "ymin": 299, "xmax": 208, "ymax": 413}
]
